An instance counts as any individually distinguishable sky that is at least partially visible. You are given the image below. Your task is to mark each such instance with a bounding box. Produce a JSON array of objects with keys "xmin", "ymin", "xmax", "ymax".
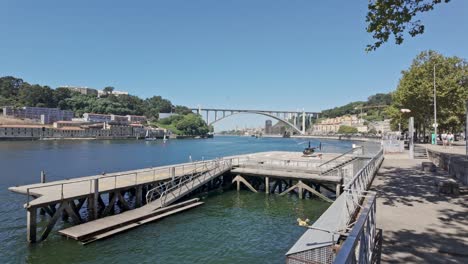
[{"xmin": 1, "ymin": 0, "xmax": 467, "ymax": 131}]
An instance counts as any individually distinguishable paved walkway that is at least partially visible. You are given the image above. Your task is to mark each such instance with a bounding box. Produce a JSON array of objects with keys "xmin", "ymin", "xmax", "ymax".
[{"xmin": 372, "ymin": 152, "xmax": 468, "ymax": 263}]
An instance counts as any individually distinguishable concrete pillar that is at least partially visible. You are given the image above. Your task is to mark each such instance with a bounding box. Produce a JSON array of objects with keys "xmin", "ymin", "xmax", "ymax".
[
  {"xmin": 237, "ymin": 179, "xmax": 240, "ymax": 191},
  {"xmin": 302, "ymin": 110, "xmax": 306, "ymax": 134},
  {"xmin": 206, "ymin": 110, "xmax": 209, "ymax": 124},
  {"xmin": 214, "ymin": 111, "xmax": 217, "ymax": 122},
  {"xmin": 223, "ymin": 111, "xmax": 225, "ymax": 118},
  {"xmin": 27, "ymin": 207, "xmax": 37, "ymax": 243},
  {"xmin": 265, "ymin": 177, "xmax": 270, "ymax": 194},
  {"xmin": 93, "ymin": 178, "xmax": 99, "ymax": 220},
  {"xmin": 336, "ymin": 184, "xmax": 341, "ymax": 197}
]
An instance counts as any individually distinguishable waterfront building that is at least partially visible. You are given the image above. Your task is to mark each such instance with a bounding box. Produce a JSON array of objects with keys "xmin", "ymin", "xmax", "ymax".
[
  {"xmin": 126, "ymin": 115, "xmax": 147, "ymax": 124},
  {"xmin": 59, "ymin": 86, "xmax": 98, "ymax": 96},
  {"xmin": 312, "ymin": 115, "xmax": 361, "ymax": 134},
  {"xmin": 110, "ymin": 114, "xmax": 129, "ymax": 124},
  {"xmin": 83, "ymin": 113, "xmax": 112, "ymax": 123},
  {"xmin": 265, "ymin": 120, "xmax": 273, "ymax": 134},
  {"xmin": 2, "ymin": 106, "xmax": 74, "ymax": 124},
  {"xmin": 98, "ymin": 90, "xmax": 129, "ymax": 97}
]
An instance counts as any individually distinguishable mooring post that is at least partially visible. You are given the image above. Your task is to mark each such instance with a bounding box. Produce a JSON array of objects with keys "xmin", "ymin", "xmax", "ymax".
[
  {"xmin": 27, "ymin": 207, "xmax": 37, "ymax": 243},
  {"xmin": 265, "ymin": 177, "xmax": 270, "ymax": 194},
  {"xmin": 93, "ymin": 178, "xmax": 99, "ymax": 220},
  {"xmin": 39, "ymin": 171, "xmax": 46, "ymax": 215}
]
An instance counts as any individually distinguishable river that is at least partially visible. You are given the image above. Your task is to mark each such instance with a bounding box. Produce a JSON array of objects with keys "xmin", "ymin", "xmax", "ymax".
[{"xmin": 0, "ymin": 136, "xmax": 379, "ymax": 264}]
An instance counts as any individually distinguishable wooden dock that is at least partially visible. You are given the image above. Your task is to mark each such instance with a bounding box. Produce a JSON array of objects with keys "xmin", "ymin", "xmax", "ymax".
[{"xmin": 9, "ymin": 150, "xmax": 368, "ymax": 244}]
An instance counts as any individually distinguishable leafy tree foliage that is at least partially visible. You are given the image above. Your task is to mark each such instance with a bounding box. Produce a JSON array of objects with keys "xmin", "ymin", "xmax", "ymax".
[
  {"xmin": 321, "ymin": 93, "xmax": 392, "ymax": 121},
  {"xmin": 366, "ymin": 0, "xmax": 450, "ymax": 51},
  {"xmin": 338, "ymin": 125, "xmax": 358, "ymax": 134},
  {"xmin": 389, "ymin": 50, "xmax": 468, "ymax": 132},
  {"xmin": 156, "ymin": 113, "xmax": 209, "ymax": 136},
  {"xmin": 0, "ymin": 76, "xmax": 193, "ymax": 121}
]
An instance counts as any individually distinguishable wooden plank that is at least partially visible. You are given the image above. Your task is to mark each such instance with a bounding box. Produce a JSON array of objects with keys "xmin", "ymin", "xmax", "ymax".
[
  {"xmin": 59, "ymin": 198, "xmax": 201, "ymax": 239},
  {"xmin": 81, "ymin": 202, "xmax": 203, "ymax": 245}
]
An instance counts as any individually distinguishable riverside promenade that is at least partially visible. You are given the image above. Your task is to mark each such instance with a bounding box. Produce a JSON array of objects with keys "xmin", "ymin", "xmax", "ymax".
[{"xmin": 372, "ymin": 147, "xmax": 468, "ymax": 263}]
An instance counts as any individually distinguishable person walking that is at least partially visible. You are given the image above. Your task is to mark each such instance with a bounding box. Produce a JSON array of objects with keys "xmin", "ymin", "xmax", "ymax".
[
  {"xmin": 441, "ymin": 131, "xmax": 448, "ymax": 148},
  {"xmin": 448, "ymin": 132, "xmax": 454, "ymax": 148}
]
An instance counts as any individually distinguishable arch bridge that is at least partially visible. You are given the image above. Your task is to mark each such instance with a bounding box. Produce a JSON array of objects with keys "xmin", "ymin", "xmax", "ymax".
[{"xmin": 191, "ymin": 107, "xmax": 320, "ymax": 135}]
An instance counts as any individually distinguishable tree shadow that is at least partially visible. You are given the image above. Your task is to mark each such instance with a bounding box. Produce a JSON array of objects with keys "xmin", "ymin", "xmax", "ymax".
[
  {"xmin": 382, "ymin": 228, "xmax": 468, "ymax": 263},
  {"xmin": 373, "ymin": 159, "xmax": 468, "ymax": 263},
  {"xmin": 372, "ymin": 163, "xmax": 458, "ymax": 207}
]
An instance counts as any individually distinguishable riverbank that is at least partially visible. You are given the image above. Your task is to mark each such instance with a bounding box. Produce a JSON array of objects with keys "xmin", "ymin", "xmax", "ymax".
[{"xmin": 372, "ymin": 151, "xmax": 468, "ymax": 263}]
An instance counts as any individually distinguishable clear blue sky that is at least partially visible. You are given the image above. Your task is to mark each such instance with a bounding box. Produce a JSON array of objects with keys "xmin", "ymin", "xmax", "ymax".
[{"xmin": 1, "ymin": 0, "xmax": 467, "ymax": 131}]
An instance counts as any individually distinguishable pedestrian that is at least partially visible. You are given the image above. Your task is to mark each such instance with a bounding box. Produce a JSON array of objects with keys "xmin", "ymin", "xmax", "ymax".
[
  {"xmin": 441, "ymin": 131, "xmax": 448, "ymax": 148},
  {"xmin": 448, "ymin": 132, "xmax": 454, "ymax": 148}
]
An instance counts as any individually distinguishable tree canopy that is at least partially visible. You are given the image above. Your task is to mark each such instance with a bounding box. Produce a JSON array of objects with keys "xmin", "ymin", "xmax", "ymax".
[
  {"xmin": 366, "ymin": 0, "xmax": 450, "ymax": 51},
  {"xmin": 388, "ymin": 50, "xmax": 468, "ymax": 132},
  {"xmin": 0, "ymin": 76, "xmax": 192, "ymax": 121}
]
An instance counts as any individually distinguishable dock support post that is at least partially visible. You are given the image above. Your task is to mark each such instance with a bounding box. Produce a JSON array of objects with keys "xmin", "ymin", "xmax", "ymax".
[
  {"xmin": 265, "ymin": 177, "xmax": 270, "ymax": 194},
  {"xmin": 298, "ymin": 180, "xmax": 303, "ymax": 199},
  {"xmin": 136, "ymin": 186, "xmax": 143, "ymax": 208},
  {"xmin": 237, "ymin": 178, "xmax": 240, "ymax": 191},
  {"xmin": 39, "ymin": 171, "xmax": 46, "ymax": 215},
  {"xmin": 27, "ymin": 207, "xmax": 37, "ymax": 243},
  {"xmin": 93, "ymin": 178, "xmax": 99, "ymax": 220},
  {"xmin": 336, "ymin": 184, "xmax": 341, "ymax": 197}
]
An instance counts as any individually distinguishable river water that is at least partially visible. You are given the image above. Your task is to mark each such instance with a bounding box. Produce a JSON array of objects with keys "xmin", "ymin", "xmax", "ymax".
[{"xmin": 0, "ymin": 136, "xmax": 379, "ymax": 264}]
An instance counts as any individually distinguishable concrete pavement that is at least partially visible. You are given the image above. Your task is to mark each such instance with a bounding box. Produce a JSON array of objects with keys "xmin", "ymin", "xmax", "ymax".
[{"xmin": 372, "ymin": 152, "xmax": 468, "ymax": 263}]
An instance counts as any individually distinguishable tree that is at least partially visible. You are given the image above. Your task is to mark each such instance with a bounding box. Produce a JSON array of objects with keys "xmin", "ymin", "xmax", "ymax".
[
  {"xmin": 366, "ymin": 0, "xmax": 451, "ymax": 51},
  {"xmin": 389, "ymin": 50, "xmax": 468, "ymax": 133},
  {"xmin": 175, "ymin": 114, "xmax": 209, "ymax": 135},
  {"xmin": 103, "ymin": 86, "xmax": 114, "ymax": 95},
  {"xmin": 144, "ymin": 96, "xmax": 172, "ymax": 118},
  {"xmin": 338, "ymin": 125, "xmax": 358, "ymax": 134}
]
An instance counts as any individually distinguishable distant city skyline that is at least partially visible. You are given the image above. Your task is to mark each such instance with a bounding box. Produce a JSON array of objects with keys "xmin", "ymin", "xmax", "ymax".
[{"xmin": 1, "ymin": 0, "xmax": 467, "ymax": 131}]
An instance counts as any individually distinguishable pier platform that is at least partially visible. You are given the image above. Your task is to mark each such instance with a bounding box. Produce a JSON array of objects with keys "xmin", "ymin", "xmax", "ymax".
[{"xmin": 9, "ymin": 150, "xmax": 366, "ymax": 244}]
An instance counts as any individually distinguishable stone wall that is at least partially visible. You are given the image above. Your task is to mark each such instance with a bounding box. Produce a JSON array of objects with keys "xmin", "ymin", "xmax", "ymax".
[
  {"xmin": 0, "ymin": 125, "xmax": 154, "ymax": 140},
  {"xmin": 427, "ymin": 149, "xmax": 468, "ymax": 185}
]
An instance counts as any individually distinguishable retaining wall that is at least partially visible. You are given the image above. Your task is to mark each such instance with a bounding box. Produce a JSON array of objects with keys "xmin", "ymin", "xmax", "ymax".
[{"xmin": 426, "ymin": 149, "xmax": 468, "ymax": 185}]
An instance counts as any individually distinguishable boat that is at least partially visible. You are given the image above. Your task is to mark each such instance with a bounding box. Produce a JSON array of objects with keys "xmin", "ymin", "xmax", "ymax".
[{"xmin": 145, "ymin": 130, "xmax": 157, "ymax": 141}]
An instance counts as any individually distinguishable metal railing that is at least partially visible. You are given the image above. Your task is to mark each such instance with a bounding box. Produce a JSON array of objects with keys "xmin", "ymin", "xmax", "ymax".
[
  {"xmin": 285, "ymin": 148, "xmax": 384, "ymax": 264},
  {"xmin": 332, "ymin": 148, "xmax": 384, "ymax": 264},
  {"xmin": 318, "ymin": 147, "xmax": 363, "ymax": 174},
  {"xmin": 25, "ymin": 159, "xmax": 225, "ymax": 206},
  {"xmin": 146, "ymin": 159, "xmax": 232, "ymax": 206}
]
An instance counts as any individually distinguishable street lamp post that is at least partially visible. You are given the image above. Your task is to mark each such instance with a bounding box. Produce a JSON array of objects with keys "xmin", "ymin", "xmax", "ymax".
[{"xmin": 433, "ymin": 64, "xmax": 438, "ymax": 143}]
